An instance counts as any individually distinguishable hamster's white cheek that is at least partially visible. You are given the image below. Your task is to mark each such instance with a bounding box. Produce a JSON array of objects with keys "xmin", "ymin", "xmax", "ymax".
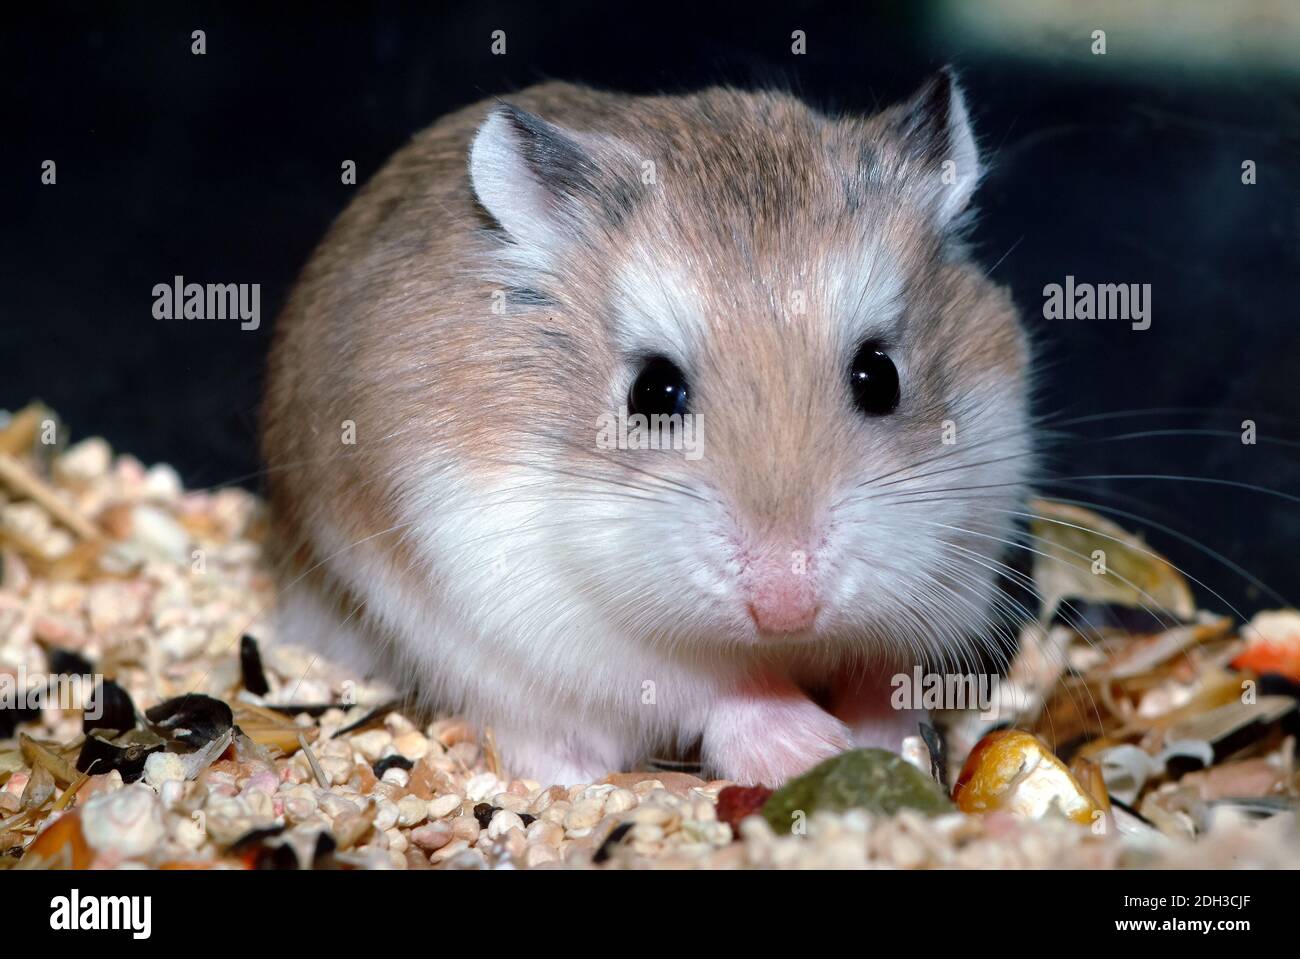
[
  {"xmin": 590, "ymin": 490, "xmax": 753, "ymax": 638},
  {"xmin": 687, "ymin": 558, "xmax": 733, "ymax": 602},
  {"xmin": 821, "ymin": 509, "xmax": 949, "ymax": 630},
  {"xmin": 803, "ymin": 374, "xmax": 1033, "ymax": 655}
]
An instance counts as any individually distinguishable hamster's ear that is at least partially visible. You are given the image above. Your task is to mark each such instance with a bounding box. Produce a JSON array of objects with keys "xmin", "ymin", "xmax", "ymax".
[
  {"xmin": 879, "ymin": 68, "xmax": 982, "ymax": 227},
  {"xmin": 470, "ymin": 104, "xmax": 620, "ymax": 248}
]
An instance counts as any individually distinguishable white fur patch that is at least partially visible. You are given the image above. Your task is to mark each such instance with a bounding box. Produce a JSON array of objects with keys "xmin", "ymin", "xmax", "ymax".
[
  {"xmin": 933, "ymin": 78, "xmax": 981, "ymax": 225},
  {"xmin": 610, "ymin": 255, "xmax": 706, "ymax": 363},
  {"xmin": 469, "ymin": 109, "xmax": 562, "ymax": 250},
  {"xmin": 824, "ymin": 241, "xmax": 907, "ymax": 348}
]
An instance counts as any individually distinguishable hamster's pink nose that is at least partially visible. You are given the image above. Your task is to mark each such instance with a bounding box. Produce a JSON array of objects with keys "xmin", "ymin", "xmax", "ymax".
[{"xmin": 742, "ymin": 554, "xmax": 820, "ymax": 635}]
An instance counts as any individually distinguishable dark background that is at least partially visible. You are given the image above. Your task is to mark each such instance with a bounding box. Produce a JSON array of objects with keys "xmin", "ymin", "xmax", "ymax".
[{"xmin": 4, "ymin": 1, "xmax": 1299, "ymax": 618}]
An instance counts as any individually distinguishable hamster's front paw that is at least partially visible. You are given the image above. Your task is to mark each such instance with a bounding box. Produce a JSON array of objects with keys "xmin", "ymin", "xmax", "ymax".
[
  {"xmin": 701, "ymin": 674, "xmax": 853, "ymax": 787},
  {"xmin": 493, "ymin": 723, "xmax": 627, "ymax": 788}
]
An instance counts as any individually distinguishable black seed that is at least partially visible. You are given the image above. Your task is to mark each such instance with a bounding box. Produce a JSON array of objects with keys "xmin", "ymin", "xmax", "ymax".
[
  {"xmin": 47, "ymin": 647, "xmax": 94, "ymax": 677},
  {"xmin": 372, "ymin": 754, "xmax": 414, "ymax": 778},
  {"xmin": 239, "ymin": 634, "xmax": 270, "ymax": 696},
  {"xmin": 254, "ymin": 843, "xmax": 302, "ymax": 870},
  {"xmin": 592, "ymin": 822, "xmax": 634, "ymax": 864},
  {"xmin": 145, "ymin": 693, "xmax": 234, "ymax": 747},
  {"xmin": 312, "ymin": 831, "xmax": 338, "ymax": 868},
  {"xmin": 82, "ymin": 679, "xmax": 137, "ymax": 736},
  {"xmin": 230, "ymin": 823, "xmax": 288, "ymax": 853},
  {"xmin": 1107, "ymin": 795, "xmax": 1157, "ymax": 827},
  {"xmin": 0, "ymin": 703, "xmax": 42, "ymax": 739},
  {"xmin": 473, "ymin": 802, "xmax": 497, "ymax": 829},
  {"xmin": 1165, "ymin": 752, "xmax": 1209, "ymax": 779},
  {"xmin": 75, "ymin": 731, "xmax": 163, "ymax": 783},
  {"xmin": 332, "ymin": 700, "xmax": 400, "ymax": 738}
]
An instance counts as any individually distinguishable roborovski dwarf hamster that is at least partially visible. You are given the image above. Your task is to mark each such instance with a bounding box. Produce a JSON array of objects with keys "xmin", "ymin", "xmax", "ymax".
[{"xmin": 261, "ymin": 70, "xmax": 1033, "ymax": 787}]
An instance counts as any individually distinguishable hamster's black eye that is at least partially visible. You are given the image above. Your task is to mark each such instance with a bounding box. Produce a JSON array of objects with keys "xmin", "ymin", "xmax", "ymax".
[
  {"xmin": 849, "ymin": 345, "xmax": 900, "ymax": 415},
  {"xmin": 629, "ymin": 356, "xmax": 689, "ymax": 417}
]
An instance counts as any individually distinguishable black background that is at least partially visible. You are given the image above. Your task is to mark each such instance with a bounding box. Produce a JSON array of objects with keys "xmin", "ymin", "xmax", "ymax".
[{"xmin": 4, "ymin": 1, "xmax": 1299, "ymax": 617}]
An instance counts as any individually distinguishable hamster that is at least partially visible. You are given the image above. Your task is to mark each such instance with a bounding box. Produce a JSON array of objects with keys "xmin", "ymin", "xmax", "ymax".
[{"xmin": 260, "ymin": 70, "xmax": 1033, "ymax": 787}]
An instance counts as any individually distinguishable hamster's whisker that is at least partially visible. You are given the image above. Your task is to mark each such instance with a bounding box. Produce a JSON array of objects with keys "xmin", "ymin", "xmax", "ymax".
[
  {"xmin": 855, "ymin": 387, "xmax": 1046, "ymax": 486},
  {"xmin": 873, "ymin": 464, "xmax": 1300, "ymax": 511},
  {"xmin": 1047, "ymin": 473, "xmax": 1300, "ymax": 507},
  {"xmin": 858, "ymin": 402, "xmax": 1300, "ymax": 501},
  {"xmin": 865, "ymin": 421, "xmax": 1298, "ymax": 497},
  {"xmin": 913, "ymin": 558, "xmax": 1019, "ymax": 677},
  {"xmin": 857, "ymin": 418, "xmax": 1300, "ymax": 509},
  {"xmin": 930, "ymin": 514, "xmax": 1190, "ymax": 732},
  {"xmin": 935, "ymin": 534, "xmax": 1123, "ymax": 728},
  {"xmin": 857, "ymin": 392, "xmax": 1232, "ymax": 488},
  {"xmin": 484, "ymin": 450, "xmax": 711, "ymax": 505},
  {"xmin": 868, "ymin": 447, "xmax": 1046, "ymax": 494},
  {"xmin": 440, "ymin": 509, "xmax": 686, "ymax": 575},
  {"xmin": 868, "ymin": 583, "xmax": 950, "ymax": 677},
  {"xmin": 936, "ymin": 514, "xmax": 1221, "ymax": 729},
  {"xmin": 482, "ymin": 459, "xmax": 697, "ymax": 504},
  {"xmin": 850, "ymin": 480, "xmax": 1292, "ymax": 612},
  {"xmin": 892, "ymin": 559, "xmax": 981, "ymax": 670},
  {"xmin": 1037, "ymin": 494, "xmax": 1291, "ymax": 608},
  {"xmin": 870, "ymin": 478, "xmax": 1031, "ymax": 506},
  {"xmin": 442, "ymin": 475, "xmax": 683, "ymax": 511},
  {"xmin": 932, "ymin": 546, "xmax": 1069, "ymax": 681},
  {"xmin": 1037, "ymin": 405, "xmax": 1300, "ymax": 432},
  {"xmin": 932, "ymin": 543, "xmax": 1033, "ymax": 639},
  {"xmin": 1043, "ymin": 476, "xmax": 1208, "ymax": 528},
  {"xmin": 599, "ymin": 457, "xmax": 711, "ymax": 503},
  {"xmin": 245, "ymin": 520, "xmax": 415, "ymax": 625},
  {"xmin": 925, "ymin": 549, "xmax": 1110, "ymax": 734},
  {"xmin": 1090, "ymin": 428, "xmax": 1300, "ymax": 451},
  {"xmin": 924, "ymin": 518, "xmax": 1185, "ymax": 634},
  {"xmin": 853, "ymin": 425, "xmax": 1059, "ymax": 493},
  {"xmin": 504, "ymin": 426, "xmax": 710, "ymax": 501},
  {"xmin": 934, "ymin": 540, "xmax": 1045, "ymax": 643},
  {"xmin": 278, "ymin": 598, "xmax": 368, "ymax": 704},
  {"xmin": 964, "ymin": 504, "xmax": 1271, "ymax": 624},
  {"xmin": 910, "ymin": 517, "xmax": 1022, "ymax": 674}
]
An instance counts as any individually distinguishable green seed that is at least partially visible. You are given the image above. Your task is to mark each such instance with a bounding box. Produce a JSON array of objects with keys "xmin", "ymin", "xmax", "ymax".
[{"xmin": 762, "ymin": 748, "xmax": 954, "ymax": 834}]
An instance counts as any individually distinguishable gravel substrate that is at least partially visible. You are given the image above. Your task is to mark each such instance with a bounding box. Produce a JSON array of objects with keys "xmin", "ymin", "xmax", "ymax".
[{"xmin": 2, "ymin": 412, "xmax": 1298, "ymax": 869}]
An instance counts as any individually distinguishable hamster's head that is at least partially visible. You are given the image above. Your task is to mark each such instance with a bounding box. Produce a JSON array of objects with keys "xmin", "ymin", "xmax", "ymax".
[{"xmin": 462, "ymin": 72, "xmax": 1033, "ymax": 669}]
